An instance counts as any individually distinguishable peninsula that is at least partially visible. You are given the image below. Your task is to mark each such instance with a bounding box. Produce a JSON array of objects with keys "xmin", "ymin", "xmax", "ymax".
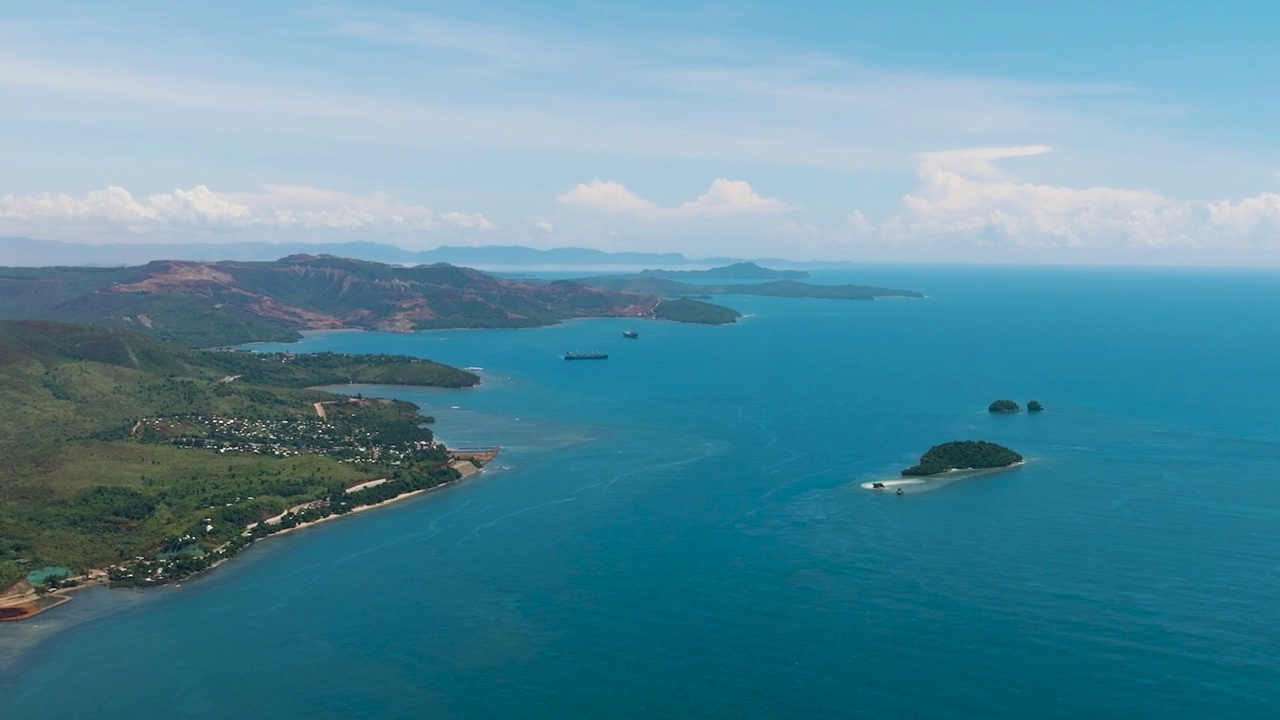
[
  {"xmin": 0, "ymin": 320, "xmax": 488, "ymax": 620},
  {"xmin": 653, "ymin": 297, "xmax": 742, "ymax": 325},
  {"xmin": 0, "ymin": 255, "xmax": 741, "ymax": 348},
  {"xmin": 901, "ymin": 441, "xmax": 1024, "ymax": 477}
]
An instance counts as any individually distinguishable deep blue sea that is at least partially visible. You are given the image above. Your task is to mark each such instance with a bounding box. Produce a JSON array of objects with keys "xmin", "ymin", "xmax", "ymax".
[{"xmin": 3, "ymin": 267, "xmax": 1280, "ymax": 718}]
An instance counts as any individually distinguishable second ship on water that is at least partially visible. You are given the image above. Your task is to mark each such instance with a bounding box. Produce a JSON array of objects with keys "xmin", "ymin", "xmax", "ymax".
[{"xmin": 565, "ymin": 329, "xmax": 639, "ymax": 359}]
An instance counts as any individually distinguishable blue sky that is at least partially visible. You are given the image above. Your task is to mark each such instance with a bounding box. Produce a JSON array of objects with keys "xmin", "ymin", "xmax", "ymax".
[{"xmin": 3, "ymin": 1, "xmax": 1280, "ymax": 263}]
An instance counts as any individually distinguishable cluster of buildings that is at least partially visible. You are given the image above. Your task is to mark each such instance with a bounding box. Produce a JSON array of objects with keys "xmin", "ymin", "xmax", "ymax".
[{"xmin": 142, "ymin": 414, "xmax": 440, "ymax": 464}]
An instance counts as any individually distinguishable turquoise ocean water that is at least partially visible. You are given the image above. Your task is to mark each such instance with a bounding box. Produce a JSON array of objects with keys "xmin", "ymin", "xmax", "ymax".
[{"xmin": 3, "ymin": 267, "xmax": 1279, "ymax": 718}]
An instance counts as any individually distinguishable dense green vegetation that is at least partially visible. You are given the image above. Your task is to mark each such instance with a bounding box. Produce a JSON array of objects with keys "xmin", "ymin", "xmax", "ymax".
[
  {"xmin": 0, "ymin": 320, "xmax": 476, "ymax": 589},
  {"xmin": 901, "ymin": 441, "xmax": 1023, "ymax": 477},
  {"xmin": 988, "ymin": 399, "xmax": 1020, "ymax": 413},
  {"xmin": 654, "ymin": 298, "xmax": 742, "ymax": 325},
  {"xmin": 105, "ymin": 450, "xmax": 459, "ymax": 589},
  {"xmin": 205, "ymin": 351, "xmax": 477, "ymax": 388},
  {"xmin": 1027, "ymin": 400, "xmax": 1044, "ymax": 412},
  {"xmin": 0, "ymin": 256, "xmax": 660, "ymax": 348}
]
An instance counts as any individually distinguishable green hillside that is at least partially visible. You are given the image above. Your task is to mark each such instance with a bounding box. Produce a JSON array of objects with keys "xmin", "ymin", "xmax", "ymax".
[{"xmin": 0, "ymin": 321, "xmax": 478, "ymax": 589}]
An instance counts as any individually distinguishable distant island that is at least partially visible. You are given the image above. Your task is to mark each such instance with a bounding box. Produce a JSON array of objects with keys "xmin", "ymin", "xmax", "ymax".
[
  {"xmin": 988, "ymin": 399, "xmax": 1020, "ymax": 413},
  {"xmin": 637, "ymin": 262, "xmax": 808, "ymax": 280},
  {"xmin": 0, "ymin": 320, "xmax": 491, "ymax": 620},
  {"xmin": 901, "ymin": 441, "xmax": 1024, "ymax": 477},
  {"xmin": 574, "ymin": 275, "xmax": 922, "ymax": 301},
  {"xmin": 1028, "ymin": 400, "xmax": 1044, "ymax": 412}
]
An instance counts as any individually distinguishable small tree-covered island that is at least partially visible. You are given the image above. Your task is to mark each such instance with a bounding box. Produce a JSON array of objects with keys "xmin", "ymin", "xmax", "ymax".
[
  {"xmin": 988, "ymin": 399, "xmax": 1020, "ymax": 413},
  {"xmin": 901, "ymin": 441, "xmax": 1024, "ymax": 477}
]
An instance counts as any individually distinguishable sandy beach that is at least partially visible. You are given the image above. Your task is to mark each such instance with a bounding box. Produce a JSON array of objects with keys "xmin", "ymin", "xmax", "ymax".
[
  {"xmin": 861, "ymin": 460, "xmax": 1026, "ymax": 493},
  {"xmin": 253, "ymin": 460, "xmax": 483, "ymax": 541},
  {"xmin": 859, "ymin": 478, "xmax": 928, "ymax": 490}
]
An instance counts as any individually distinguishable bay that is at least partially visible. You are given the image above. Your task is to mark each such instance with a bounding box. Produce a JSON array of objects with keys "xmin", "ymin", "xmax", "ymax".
[{"xmin": 3, "ymin": 266, "xmax": 1279, "ymax": 718}]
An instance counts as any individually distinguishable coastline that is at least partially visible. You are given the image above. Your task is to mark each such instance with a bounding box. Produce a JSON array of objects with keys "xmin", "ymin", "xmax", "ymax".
[
  {"xmin": 258, "ymin": 460, "xmax": 481, "ymax": 543},
  {"xmin": 860, "ymin": 459, "xmax": 1026, "ymax": 493},
  {"xmin": 0, "ymin": 575, "xmax": 110, "ymax": 623},
  {"xmin": 285, "ymin": 315, "xmax": 659, "ymax": 342},
  {"xmin": 0, "ymin": 458, "xmax": 490, "ymax": 623}
]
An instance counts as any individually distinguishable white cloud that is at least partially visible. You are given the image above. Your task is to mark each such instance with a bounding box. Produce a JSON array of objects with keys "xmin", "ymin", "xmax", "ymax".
[
  {"xmin": 1205, "ymin": 193, "xmax": 1280, "ymax": 236},
  {"xmin": 534, "ymin": 220, "xmax": 554, "ymax": 233},
  {"xmin": 0, "ymin": 184, "xmax": 491, "ymax": 237},
  {"xmin": 440, "ymin": 211, "xmax": 496, "ymax": 230},
  {"xmin": 853, "ymin": 145, "xmax": 1280, "ymax": 258},
  {"xmin": 674, "ymin": 179, "xmax": 788, "ymax": 216},
  {"xmin": 881, "ymin": 146, "xmax": 1193, "ymax": 249},
  {"xmin": 557, "ymin": 179, "xmax": 656, "ymax": 214},
  {"xmin": 557, "ymin": 178, "xmax": 787, "ymax": 219},
  {"xmin": 0, "ymin": 186, "xmax": 254, "ymax": 232}
]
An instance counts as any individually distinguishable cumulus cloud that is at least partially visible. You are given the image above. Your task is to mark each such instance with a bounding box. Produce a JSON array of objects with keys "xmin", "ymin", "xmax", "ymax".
[
  {"xmin": 674, "ymin": 179, "xmax": 788, "ymax": 216},
  {"xmin": 557, "ymin": 178, "xmax": 786, "ymax": 219},
  {"xmin": 550, "ymin": 156, "xmax": 1280, "ymax": 259},
  {"xmin": 534, "ymin": 220, "xmax": 554, "ymax": 233},
  {"xmin": 0, "ymin": 184, "xmax": 494, "ymax": 237},
  {"xmin": 1205, "ymin": 193, "xmax": 1280, "ymax": 236},
  {"xmin": 440, "ymin": 211, "xmax": 495, "ymax": 230},
  {"xmin": 0, "ymin": 186, "xmax": 253, "ymax": 231},
  {"xmin": 880, "ymin": 146, "xmax": 1208, "ymax": 250},
  {"xmin": 557, "ymin": 179, "xmax": 656, "ymax": 214}
]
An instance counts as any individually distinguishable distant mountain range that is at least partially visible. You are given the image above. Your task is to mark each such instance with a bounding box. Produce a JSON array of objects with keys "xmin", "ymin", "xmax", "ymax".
[{"xmin": 0, "ymin": 237, "xmax": 810, "ymax": 270}]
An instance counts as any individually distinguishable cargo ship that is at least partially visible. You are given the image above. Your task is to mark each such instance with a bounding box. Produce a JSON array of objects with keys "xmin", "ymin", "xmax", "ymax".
[
  {"xmin": 564, "ymin": 351, "xmax": 608, "ymax": 360},
  {"xmin": 622, "ymin": 330, "xmax": 639, "ymax": 339}
]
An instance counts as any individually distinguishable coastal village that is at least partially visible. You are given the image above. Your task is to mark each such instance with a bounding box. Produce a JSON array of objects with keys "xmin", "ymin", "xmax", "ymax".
[
  {"xmin": 149, "ymin": 412, "xmax": 438, "ymax": 463},
  {"xmin": 0, "ymin": 396, "xmax": 498, "ymax": 622}
]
